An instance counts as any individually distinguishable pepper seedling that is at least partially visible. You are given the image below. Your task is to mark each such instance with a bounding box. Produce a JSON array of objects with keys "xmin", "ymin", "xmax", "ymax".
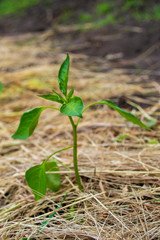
[{"xmin": 12, "ymin": 54, "xmax": 150, "ymax": 200}]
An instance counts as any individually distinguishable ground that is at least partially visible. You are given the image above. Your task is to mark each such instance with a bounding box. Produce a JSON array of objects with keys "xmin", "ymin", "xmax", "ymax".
[{"xmin": 0, "ymin": 3, "xmax": 160, "ymax": 239}]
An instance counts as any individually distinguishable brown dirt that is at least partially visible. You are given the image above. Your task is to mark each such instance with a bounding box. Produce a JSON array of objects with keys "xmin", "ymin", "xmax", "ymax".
[{"xmin": 51, "ymin": 21, "xmax": 160, "ymax": 72}]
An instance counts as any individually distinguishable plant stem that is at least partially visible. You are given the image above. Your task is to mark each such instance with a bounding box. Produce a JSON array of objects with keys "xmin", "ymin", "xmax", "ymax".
[{"xmin": 69, "ymin": 116, "xmax": 83, "ymax": 191}]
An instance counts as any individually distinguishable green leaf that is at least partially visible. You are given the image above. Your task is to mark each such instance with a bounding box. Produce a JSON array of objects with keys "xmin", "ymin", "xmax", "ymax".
[
  {"xmin": 67, "ymin": 88, "xmax": 74, "ymax": 101},
  {"xmin": 60, "ymin": 96, "xmax": 84, "ymax": 118},
  {"xmin": 52, "ymin": 89, "xmax": 65, "ymax": 102},
  {"xmin": 116, "ymin": 134, "xmax": 131, "ymax": 142},
  {"xmin": 102, "ymin": 100, "xmax": 150, "ymax": 130},
  {"xmin": 45, "ymin": 159, "xmax": 61, "ymax": 192},
  {"xmin": 12, "ymin": 107, "xmax": 46, "ymax": 140},
  {"xmin": 83, "ymin": 100, "xmax": 150, "ymax": 130},
  {"xmin": 153, "ymin": 199, "xmax": 160, "ymax": 202},
  {"xmin": 0, "ymin": 82, "xmax": 3, "ymax": 94},
  {"xmin": 58, "ymin": 54, "xmax": 69, "ymax": 96},
  {"xmin": 147, "ymin": 139, "xmax": 159, "ymax": 145},
  {"xmin": 25, "ymin": 164, "xmax": 47, "ymax": 201},
  {"xmin": 38, "ymin": 94, "xmax": 63, "ymax": 103}
]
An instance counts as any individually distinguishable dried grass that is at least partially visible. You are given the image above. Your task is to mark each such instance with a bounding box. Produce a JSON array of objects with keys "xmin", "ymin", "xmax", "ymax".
[{"xmin": 0, "ymin": 32, "xmax": 160, "ymax": 240}]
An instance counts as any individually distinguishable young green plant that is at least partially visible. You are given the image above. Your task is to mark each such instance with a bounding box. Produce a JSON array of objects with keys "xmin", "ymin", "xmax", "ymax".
[{"xmin": 12, "ymin": 54, "xmax": 150, "ymax": 200}]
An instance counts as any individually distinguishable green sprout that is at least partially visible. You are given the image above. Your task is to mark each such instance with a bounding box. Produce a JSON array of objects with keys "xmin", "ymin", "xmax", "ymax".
[{"xmin": 12, "ymin": 54, "xmax": 150, "ymax": 200}]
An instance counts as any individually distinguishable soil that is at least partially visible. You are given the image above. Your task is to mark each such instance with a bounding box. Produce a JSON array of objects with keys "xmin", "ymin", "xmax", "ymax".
[{"xmin": 53, "ymin": 21, "xmax": 160, "ymax": 71}]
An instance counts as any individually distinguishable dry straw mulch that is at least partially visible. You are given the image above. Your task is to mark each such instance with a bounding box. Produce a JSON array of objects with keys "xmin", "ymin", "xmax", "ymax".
[{"xmin": 0, "ymin": 32, "xmax": 160, "ymax": 240}]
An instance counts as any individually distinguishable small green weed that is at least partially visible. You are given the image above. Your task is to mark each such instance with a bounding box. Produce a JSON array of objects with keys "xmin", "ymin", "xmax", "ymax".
[
  {"xmin": 93, "ymin": 14, "xmax": 116, "ymax": 28},
  {"xmin": 153, "ymin": 199, "xmax": 160, "ymax": 202},
  {"xmin": 147, "ymin": 139, "xmax": 159, "ymax": 145},
  {"xmin": 123, "ymin": 0, "xmax": 146, "ymax": 10},
  {"xmin": 152, "ymin": 5, "xmax": 160, "ymax": 20},
  {"xmin": 123, "ymin": 1, "xmax": 160, "ymax": 22},
  {"xmin": 96, "ymin": 2, "xmax": 112, "ymax": 16},
  {"xmin": 78, "ymin": 13, "xmax": 93, "ymax": 23},
  {"xmin": 116, "ymin": 134, "xmax": 131, "ymax": 142},
  {"xmin": 133, "ymin": 10, "xmax": 152, "ymax": 22},
  {"xmin": 0, "ymin": 0, "xmax": 43, "ymax": 17},
  {"xmin": 12, "ymin": 54, "xmax": 150, "ymax": 200}
]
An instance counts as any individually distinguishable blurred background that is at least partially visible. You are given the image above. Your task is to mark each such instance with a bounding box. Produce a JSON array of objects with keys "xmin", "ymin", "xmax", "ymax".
[{"xmin": 0, "ymin": 0, "xmax": 160, "ymax": 67}]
